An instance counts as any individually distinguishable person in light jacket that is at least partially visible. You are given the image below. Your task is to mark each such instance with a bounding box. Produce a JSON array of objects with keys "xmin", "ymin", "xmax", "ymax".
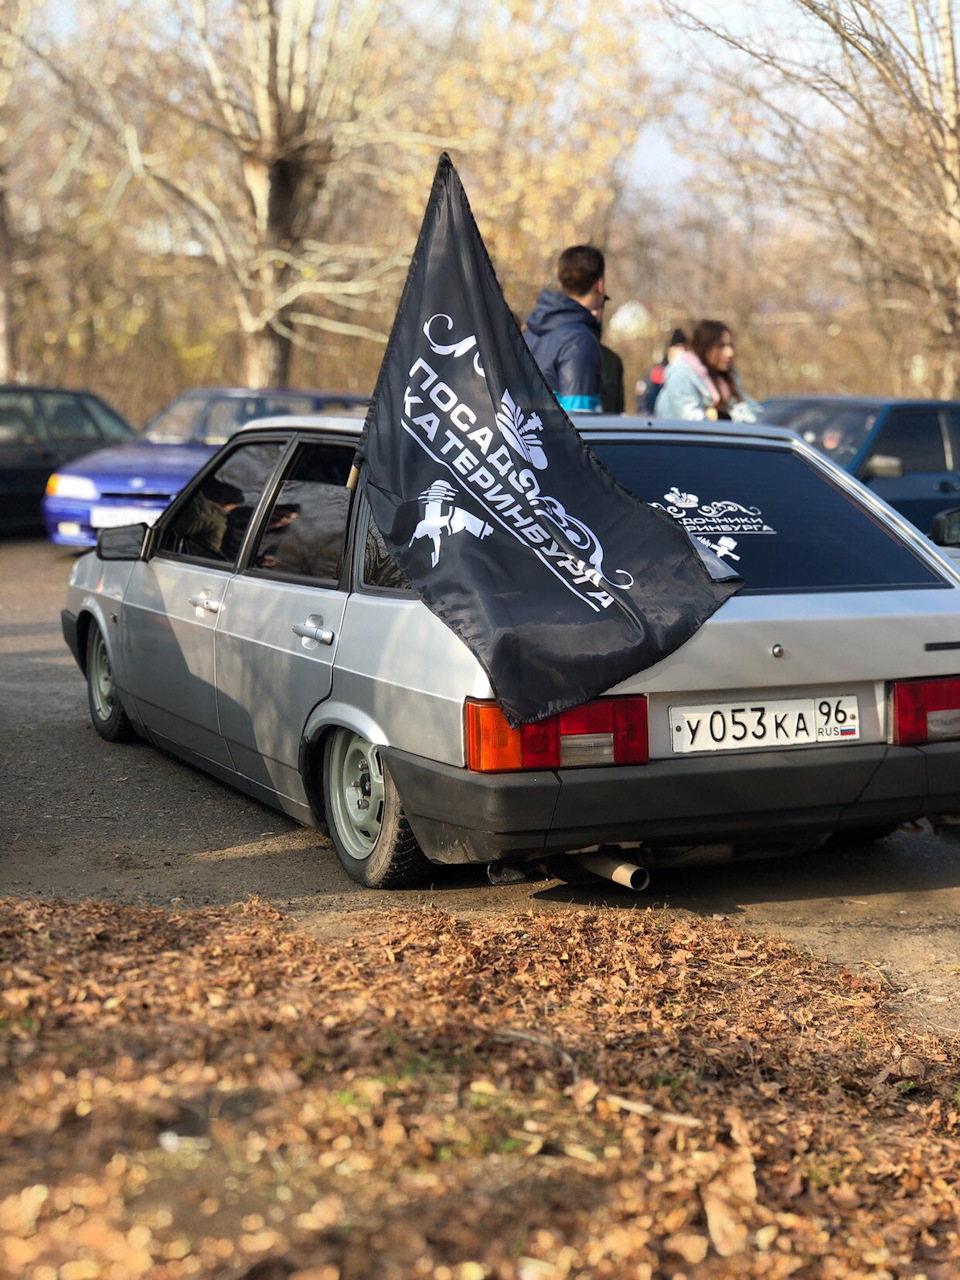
[{"xmin": 655, "ymin": 319, "xmax": 759, "ymax": 422}]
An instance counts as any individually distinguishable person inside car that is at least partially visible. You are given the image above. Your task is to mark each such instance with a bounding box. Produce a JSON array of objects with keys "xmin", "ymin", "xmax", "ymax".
[{"xmin": 173, "ymin": 477, "xmax": 245, "ymax": 557}]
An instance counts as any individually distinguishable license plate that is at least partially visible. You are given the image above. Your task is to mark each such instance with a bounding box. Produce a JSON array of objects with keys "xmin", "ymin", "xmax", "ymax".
[
  {"xmin": 91, "ymin": 505, "xmax": 161, "ymax": 529},
  {"xmin": 669, "ymin": 695, "xmax": 860, "ymax": 753}
]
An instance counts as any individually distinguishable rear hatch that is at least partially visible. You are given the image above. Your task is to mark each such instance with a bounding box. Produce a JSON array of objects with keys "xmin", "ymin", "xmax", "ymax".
[{"xmin": 589, "ymin": 432, "xmax": 960, "ymax": 760}]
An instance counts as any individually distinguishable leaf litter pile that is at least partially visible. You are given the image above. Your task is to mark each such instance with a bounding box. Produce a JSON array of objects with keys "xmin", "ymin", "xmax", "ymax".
[{"xmin": 3, "ymin": 897, "xmax": 960, "ymax": 1280}]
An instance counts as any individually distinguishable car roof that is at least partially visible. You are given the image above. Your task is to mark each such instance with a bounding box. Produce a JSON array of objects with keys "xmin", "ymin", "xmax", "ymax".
[
  {"xmin": 172, "ymin": 387, "xmax": 368, "ymax": 402},
  {"xmin": 762, "ymin": 394, "xmax": 885, "ymax": 406},
  {"xmin": 762, "ymin": 393, "xmax": 960, "ymax": 408},
  {"xmin": 581, "ymin": 413, "xmax": 800, "ymax": 445},
  {"xmin": 234, "ymin": 411, "xmax": 802, "ymax": 447},
  {"xmin": 0, "ymin": 383, "xmax": 114, "ymax": 396},
  {"xmin": 236, "ymin": 413, "xmax": 366, "ymax": 437}
]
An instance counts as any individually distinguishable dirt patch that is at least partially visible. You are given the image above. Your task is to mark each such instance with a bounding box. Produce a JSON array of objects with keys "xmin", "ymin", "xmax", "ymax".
[{"xmin": 3, "ymin": 896, "xmax": 960, "ymax": 1278}]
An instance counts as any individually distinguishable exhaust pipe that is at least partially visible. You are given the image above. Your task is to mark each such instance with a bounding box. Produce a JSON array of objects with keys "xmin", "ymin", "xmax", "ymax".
[{"xmin": 576, "ymin": 850, "xmax": 650, "ymax": 892}]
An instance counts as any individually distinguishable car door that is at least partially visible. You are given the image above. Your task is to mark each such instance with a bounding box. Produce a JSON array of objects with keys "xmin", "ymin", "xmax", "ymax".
[
  {"xmin": 119, "ymin": 438, "xmax": 287, "ymax": 766},
  {"xmin": 0, "ymin": 392, "xmax": 56, "ymax": 527},
  {"xmin": 215, "ymin": 437, "xmax": 356, "ymax": 802},
  {"xmin": 858, "ymin": 406, "xmax": 957, "ymax": 532}
]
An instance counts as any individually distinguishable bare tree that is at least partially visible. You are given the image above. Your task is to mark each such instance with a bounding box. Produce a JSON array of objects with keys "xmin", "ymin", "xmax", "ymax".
[
  {"xmin": 0, "ymin": 0, "xmax": 33, "ymax": 380},
  {"xmin": 0, "ymin": 0, "xmax": 658, "ymax": 402},
  {"xmin": 425, "ymin": 0, "xmax": 657, "ymax": 317},
  {"xmin": 666, "ymin": 0, "xmax": 960, "ymax": 395},
  {"xmin": 46, "ymin": 0, "xmax": 442, "ymax": 388}
]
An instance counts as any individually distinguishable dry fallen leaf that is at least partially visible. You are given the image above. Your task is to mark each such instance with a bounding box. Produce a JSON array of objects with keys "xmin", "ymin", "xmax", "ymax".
[
  {"xmin": 664, "ymin": 1230, "xmax": 710, "ymax": 1264},
  {"xmin": 0, "ymin": 897, "xmax": 957, "ymax": 1280},
  {"xmin": 702, "ymin": 1187, "xmax": 749, "ymax": 1257}
]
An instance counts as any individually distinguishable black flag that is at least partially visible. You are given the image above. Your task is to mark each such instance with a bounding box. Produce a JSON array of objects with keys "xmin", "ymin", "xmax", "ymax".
[{"xmin": 358, "ymin": 154, "xmax": 741, "ymax": 726}]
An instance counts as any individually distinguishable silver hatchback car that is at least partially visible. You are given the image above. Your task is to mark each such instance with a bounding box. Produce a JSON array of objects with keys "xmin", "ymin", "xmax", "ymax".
[{"xmin": 62, "ymin": 413, "xmax": 960, "ymax": 888}]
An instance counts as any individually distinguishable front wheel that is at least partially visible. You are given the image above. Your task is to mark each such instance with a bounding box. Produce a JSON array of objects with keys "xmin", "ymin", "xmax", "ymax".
[
  {"xmin": 323, "ymin": 728, "xmax": 431, "ymax": 888},
  {"xmin": 86, "ymin": 621, "xmax": 135, "ymax": 743}
]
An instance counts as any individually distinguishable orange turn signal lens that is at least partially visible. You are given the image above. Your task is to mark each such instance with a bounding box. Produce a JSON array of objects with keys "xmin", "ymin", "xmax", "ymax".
[
  {"xmin": 465, "ymin": 700, "xmax": 524, "ymax": 770},
  {"xmin": 465, "ymin": 696, "xmax": 648, "ymax": 772}
]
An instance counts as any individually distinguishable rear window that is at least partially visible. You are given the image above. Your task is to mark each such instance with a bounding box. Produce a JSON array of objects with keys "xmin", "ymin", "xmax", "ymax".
[{"xmin": 592, "ymin": 439, "xmax": 945, "ymax": 592}]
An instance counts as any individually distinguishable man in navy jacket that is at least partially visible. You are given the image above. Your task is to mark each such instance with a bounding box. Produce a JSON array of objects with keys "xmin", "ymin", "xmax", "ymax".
[{"xmin": 525, "ymin": 245, "xmax": 605, "ymax": 413}]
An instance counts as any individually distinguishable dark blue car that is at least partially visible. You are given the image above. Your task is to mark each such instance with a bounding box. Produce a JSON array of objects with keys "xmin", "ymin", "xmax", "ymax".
[
  {"xmin": 0, "ymin": 385, "xmax": 133, "ymax": 534},
  {"xmin": 43, "ymin": 387, "xmax": 368, "ymax": 547},
  {"xmin": 759, "ymin": 395, "xmax": 960, "ymax": 534}
]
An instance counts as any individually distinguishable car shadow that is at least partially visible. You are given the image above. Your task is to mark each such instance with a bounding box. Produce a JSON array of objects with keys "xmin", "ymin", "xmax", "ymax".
[{"xmin": 521, "ymin": 824, "xmax": 960, "ymax": 915}]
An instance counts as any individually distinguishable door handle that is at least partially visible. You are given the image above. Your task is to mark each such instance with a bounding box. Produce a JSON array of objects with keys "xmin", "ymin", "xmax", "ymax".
[
  {"xmin": 292, "ymin": 622, "xmax": 334, "ymax": 645},
  {"xmin": 188, "ymin": 595, "xmax": 220, "ymax": 613}
]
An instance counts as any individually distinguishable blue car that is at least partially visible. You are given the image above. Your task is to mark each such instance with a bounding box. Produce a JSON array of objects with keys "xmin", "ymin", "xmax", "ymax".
[
  {"xmin": 758, "ymin": 395, "xmax": 960, "ymax": 534},
  {"xmin": 43, "ymin": 387, "xmax": 368, "ymax": 546}
]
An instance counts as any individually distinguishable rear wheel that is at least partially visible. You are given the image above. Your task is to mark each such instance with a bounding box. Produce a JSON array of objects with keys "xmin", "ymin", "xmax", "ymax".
[
  {"xmin": 323, "ymin": 728, "xmax": 431, "ymax": 888},
  {"xmin": 86, "ymin": 622, "xmax": 135, "ymax": 742}
]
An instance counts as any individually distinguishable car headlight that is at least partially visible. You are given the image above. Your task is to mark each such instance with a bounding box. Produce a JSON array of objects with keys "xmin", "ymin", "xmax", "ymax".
[{"xmin": 46, "ymin": 474, "xmax": 99, "ymax": 500}]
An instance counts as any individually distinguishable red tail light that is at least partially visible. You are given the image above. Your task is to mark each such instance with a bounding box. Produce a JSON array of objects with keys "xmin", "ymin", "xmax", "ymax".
[
  {"xmin": 892, "ymin": 677, "xmax": 960, "ymax": 744},
  {"xmin": 465, "ymin": 697, "xmax": 648, "ymax": 772}
]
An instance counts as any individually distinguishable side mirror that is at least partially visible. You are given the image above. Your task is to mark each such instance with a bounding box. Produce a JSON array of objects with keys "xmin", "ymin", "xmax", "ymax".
[
  {"xmin": 861, "ymin": 453, "xmax": 903, "ymax": 480},
  {"xmin": 97, "ymin": 523, "xmax": 148, "ymax": 560},
  {"xmin": 930, "ymin": 507, "xmax": 960, "ymax": 547}
]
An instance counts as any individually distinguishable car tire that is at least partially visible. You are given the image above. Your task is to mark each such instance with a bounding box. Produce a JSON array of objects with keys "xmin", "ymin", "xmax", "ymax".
[
  {"xmin": 323, "ymin": 727, "xmax": 432, "ymax": 888},
  {"xmin": 86, "ymin": 621, "xmax": 136, "ymax": 743}
]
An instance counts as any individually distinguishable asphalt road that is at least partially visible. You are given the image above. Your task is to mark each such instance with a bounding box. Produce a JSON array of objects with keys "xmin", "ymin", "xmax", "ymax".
[{"xmin": 3, "ymin": 534, "xmax": 960, "ymax": 1037}]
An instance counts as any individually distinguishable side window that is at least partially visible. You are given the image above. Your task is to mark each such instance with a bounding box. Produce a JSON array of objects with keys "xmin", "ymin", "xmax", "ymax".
[
  {"xmin": 83, "ymin": 397, "xmax": 131, "ymax": 441},
  {"xmin": 0, "ymin": 393, "xmax": 41, "ymax": 442},
  {"xmin": 249, "ymin": 442, "xmax": 353, "ymax": 583},
  {"xmin": 40, "ymin": 393, "xmax": 100, "ymax": 441},
  {"xmin": 156, "ymin": 442, "xmax": 285, "ymax": 564},
  {"xmin": 363, "ymin": 513, "xmax": 411, "ymax": 592},
  {"xmin": 867, "ymin": 410, "xmax": 946, "ymax": 473}
]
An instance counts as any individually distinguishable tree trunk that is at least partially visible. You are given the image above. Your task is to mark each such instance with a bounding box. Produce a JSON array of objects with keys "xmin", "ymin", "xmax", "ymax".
[
  {"xmin": 939, "ymin": 347, "xmax": 959, "ymax": 399},
  {"xmin": 242, "ymin": 324, "xmax": 292, "ymax": 389},
  {"xmin": 0, "ymin": 169, "xmax": 17, "ymax": 382}
]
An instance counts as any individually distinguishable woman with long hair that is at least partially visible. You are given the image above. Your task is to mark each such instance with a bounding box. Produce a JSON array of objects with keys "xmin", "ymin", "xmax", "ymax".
[{"xmin": 654, "ymin": 319, "xmax": 759, "ymax": 422}]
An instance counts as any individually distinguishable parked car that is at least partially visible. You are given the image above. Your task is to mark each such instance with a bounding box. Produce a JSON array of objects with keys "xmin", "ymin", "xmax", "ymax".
[
  {"xmin": 0, "ymin": 384, "xmax": 133, "ymax": 534},
  {"xmin": 758, "ymin": 394, "xmax": 960, "ymax": 534},
  {"xmin": 61, "ymin": 412, "xmax": 960, "ymax": 890},
  {"xmin": 43, "ymin": 387, "xmax": 368, "ymax": 547}
]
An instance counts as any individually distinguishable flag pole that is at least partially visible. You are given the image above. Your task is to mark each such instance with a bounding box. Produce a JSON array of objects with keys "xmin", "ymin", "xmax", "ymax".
[{"xmin": 347, "ymin": 463, "xmax": 360, "ymax": 491}]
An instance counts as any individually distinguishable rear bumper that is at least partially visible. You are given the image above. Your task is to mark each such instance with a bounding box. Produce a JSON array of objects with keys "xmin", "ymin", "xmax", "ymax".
[{"xmin": 382, "ymin": 740, "xmax": 960, "ymax": 866}]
